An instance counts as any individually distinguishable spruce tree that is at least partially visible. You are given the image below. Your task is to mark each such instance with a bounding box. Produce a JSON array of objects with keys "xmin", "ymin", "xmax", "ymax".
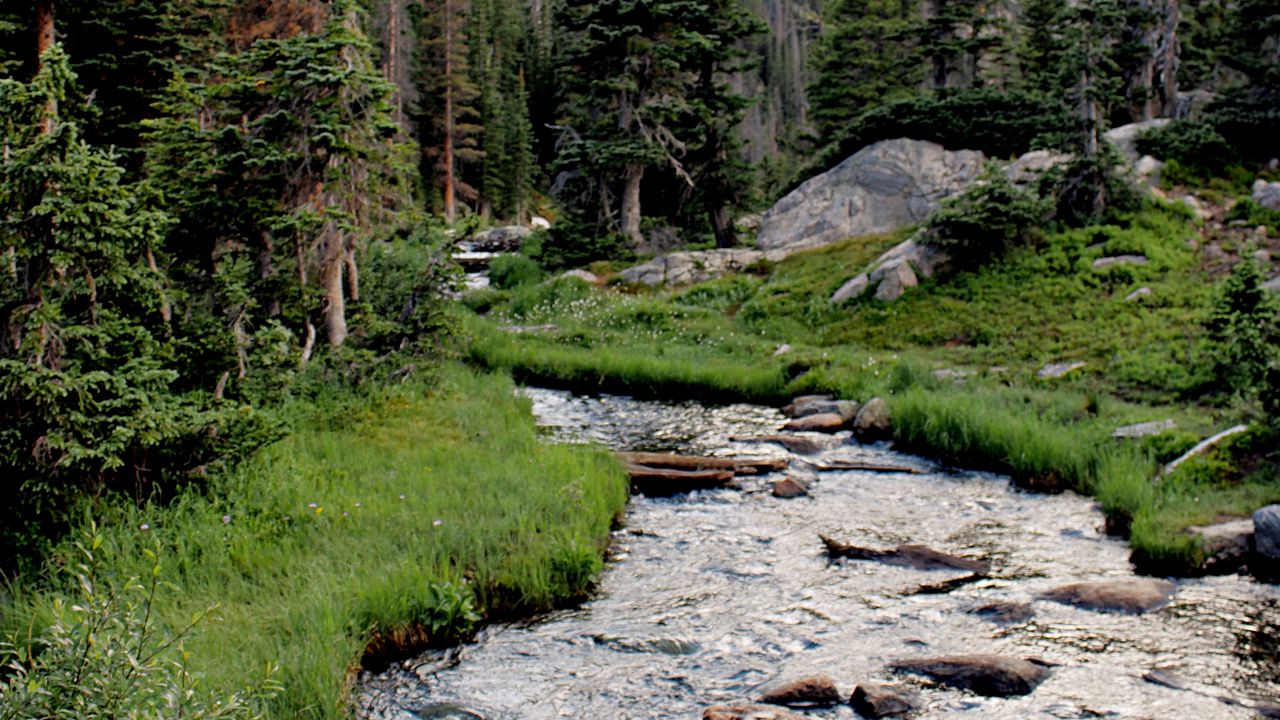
[
  {"xmin": 553, "ymin": 0, "xmax": 758, "ymax": 247},
  {"xmin": 807, "ymin": 0, "xmax": 921, "ymax": 141}
]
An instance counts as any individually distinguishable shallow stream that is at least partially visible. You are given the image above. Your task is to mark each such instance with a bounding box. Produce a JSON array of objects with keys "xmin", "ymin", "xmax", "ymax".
[{"xmin": 359, "ymin": 388, "xmax": 1280, "ymax": 719}]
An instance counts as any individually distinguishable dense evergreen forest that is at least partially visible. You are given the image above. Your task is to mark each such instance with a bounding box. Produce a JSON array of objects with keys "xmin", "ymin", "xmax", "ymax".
[{"xmin": 2, "ymin": 0, "xmax": 1279, "ymax": 717}]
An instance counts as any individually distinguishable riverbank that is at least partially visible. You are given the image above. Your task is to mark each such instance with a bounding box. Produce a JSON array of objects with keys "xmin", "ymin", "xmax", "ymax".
[
  {"xmin": 463, "ymin": 204, "xmax": 1280, "ymax": 574},
  {"xmin": 0, "ymin": 367, "xmax": 629, "ymax": 719}
]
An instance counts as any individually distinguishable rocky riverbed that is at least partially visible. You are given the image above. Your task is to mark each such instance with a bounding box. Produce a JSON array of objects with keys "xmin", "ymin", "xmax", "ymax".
[{"xmin": 358, "ymin": 388, "xmax": 1280, "ymax": 719}]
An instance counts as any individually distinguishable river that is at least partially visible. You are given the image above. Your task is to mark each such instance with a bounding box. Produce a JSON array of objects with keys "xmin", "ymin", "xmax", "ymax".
[{"xmin": 358, "ymin": 387, "xmax": 1280, "ymax": 719}]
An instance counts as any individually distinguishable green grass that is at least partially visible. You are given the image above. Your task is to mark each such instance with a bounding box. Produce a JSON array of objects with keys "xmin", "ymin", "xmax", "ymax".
[
  {"xmin": 2, "ymin": 366, "xmax": 629, "ymax": 719},
  {"xmin": 463, "ymin": 204, "xmax": 1280, "ymax": 571}
]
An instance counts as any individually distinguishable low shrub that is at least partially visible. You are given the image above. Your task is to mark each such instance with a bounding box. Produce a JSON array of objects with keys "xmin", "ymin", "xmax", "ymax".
[
  {"xmin": 925, "ymin": 167, "xmax": 1050, "ymax": 266},
  {"xmin": 1, "ymin": 528, "xmax": 279, "ymax": 719},
  {"xmin": 489, "ymin": 254, "xmax": 545, "ymax": 289},
  {"xmin": 1136, "ymin": 119, "xmax": 1236, "ymax": 176}
]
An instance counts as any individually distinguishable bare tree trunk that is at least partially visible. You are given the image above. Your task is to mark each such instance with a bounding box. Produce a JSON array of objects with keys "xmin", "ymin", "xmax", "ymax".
[
  {"xmin": 710, "ymin": 205, "xmax": 737, "ymax": 249},
  {"xmin": 1154, "ymin": 0, "xmax": 1179, "ymax": 117},
  {"xmin": 345, "ymin": 245, "xmax": 360, "ymax": 303},
  {"xmin": 36, "ymin": 2, "xmax": 55, "ymax": 134},
  {"xmin": 442, "ymin": 0, "xmax": 457, "ymax": 225},
  {"xmin": 145, "ymin": 246, "xmax": 172, "ymax": 324},
  {"xmin": 300, "ymin": 321, "xmax": 316, "ymax": 366},
  {"xmin": 319, "ymin": 224, "xmax": 348, "ymax": 350},
  {"xmin": 36, "ymin": 2, "xmax": 54, "ymax": 59},
  {"xmin": 386, "ymin": 0, "xmax": 405, "ymax": 128},
  {"xmin": 259, "ymin": 230, "xmax": 281, "ymax": 316},
  {"xmin": 620, "ymin": 164, "xmax": 644, "ymax": 247}
]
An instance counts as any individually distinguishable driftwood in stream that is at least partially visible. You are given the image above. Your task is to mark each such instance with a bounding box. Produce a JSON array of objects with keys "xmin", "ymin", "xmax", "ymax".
[
  {"xmin": 618, "ymin": 452, "xmax": 787, "ymax": 476},
  {"xmin": 812, "ymin": 460, "xmax": 924, "ymax": 474},
  {"xmin": 820, "ymin": 535, "xmax": 991, "ymax": 573},
  {"xmin": 624, "ymin": 464, "xmax": 736, "ymax": 495}
]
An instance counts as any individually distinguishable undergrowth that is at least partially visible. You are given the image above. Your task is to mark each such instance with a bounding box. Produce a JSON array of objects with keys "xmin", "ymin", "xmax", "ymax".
[{"xmin": 2, "ymin": 366, "xmax": 629, "ymax": 719}]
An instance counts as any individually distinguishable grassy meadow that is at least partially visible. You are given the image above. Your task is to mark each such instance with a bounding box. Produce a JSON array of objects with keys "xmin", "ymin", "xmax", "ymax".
[
  {"xmin": 464, "ymin": 202, "xmax": 1280, "ymax": 572},
  {"xmin": 1, "ymin": 367, "xmax": 628, "ymax": 719}
]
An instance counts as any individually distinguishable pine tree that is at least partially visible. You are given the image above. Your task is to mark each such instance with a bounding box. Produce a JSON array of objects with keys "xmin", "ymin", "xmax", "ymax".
[
  {"xmin": 416, "ymin": 0, "xmax": 483, "ymax": 223},
  {"xmin": 144, "ymin": 0, "xmax": 403, "ymax": 365},
  {"xmin": 554, "ymin": 0, "xmax": 758, "ymax": 246},
  {"xmin": 0, "ymin": 45, "xmax": 211, "ymax": 552},
  {"xmin": 807, "ymin": 0, "xmax": 921, "ymax": 141},
  {"xmin": 917, "ymin": 0, "xmax": 1010, "ymax": 90}
]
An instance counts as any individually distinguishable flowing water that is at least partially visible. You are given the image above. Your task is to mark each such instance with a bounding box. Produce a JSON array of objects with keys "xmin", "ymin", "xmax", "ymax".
[{"xmin": 359, "ymin": 388, "xmax": 1280, "ymax": 719}]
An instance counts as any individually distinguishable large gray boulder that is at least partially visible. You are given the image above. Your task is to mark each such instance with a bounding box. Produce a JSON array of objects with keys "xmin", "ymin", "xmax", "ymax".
[
  {"xmin": 873, "ymin": 260, "xmax": 918, "ymax": 301},
  {"xmin": 466, "ymin": 225, "xmax": 532, "ymax": 252},
  {"xmin": 1255, "ymin": 505, "xmax": 1280, "ymax": 562},
  {"xmin": 619, "ymin": 248, "xmax": 787, "ymax": 287},
  {"xmin": 1254, "ymin": 180, "xmax": 1280, "ymax": 212},
  {"xmin": 1104, "ymin": 119, "xmax": 1171, "ymax": 163},
  {"xmin": 757, "ymin": 139, "xmax": 984, "ymax": 252}
]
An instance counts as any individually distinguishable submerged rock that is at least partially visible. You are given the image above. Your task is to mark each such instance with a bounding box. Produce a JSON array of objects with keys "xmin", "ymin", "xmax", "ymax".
[
  {"xmin": 783, "ymin": 412, "xmax": 847, "ymax": 433},
  {"xmin": 889, "ymin": 654, "xmax": 1052, "ymax": 697},
  {"xmin": 758, "ymin": 674, "xmax": 841, "ymax": 706},
  {"xmin": 966, "ymin": 600, "xmax": 1034, "ymax": 625},
  {"xmin": 1040, "ymin": 578, "xmax": 1175, "ymax": 614},
  {"xmin": 771, "ymin": 477, "xmax": 810, "ymax": 499},
  {"xmin": 703, "ymin": 704, "xmax": 808, "ymax": 720},
  {"xmin": 734, "ymin": 434, "xmax": 841, "ymax": 455},
  {"xmin": 849, "ymin": 682, "xmax": 920, "ymax": 718},
  {"xmin": 821, "ymin": 535, "xmax": 990, "ymax": 573}
]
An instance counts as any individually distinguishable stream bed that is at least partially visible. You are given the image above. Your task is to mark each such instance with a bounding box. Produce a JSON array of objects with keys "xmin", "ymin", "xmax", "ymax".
[{"xmin": 358, "ymin": 388, "xmax": 1280, "ymax": 719}]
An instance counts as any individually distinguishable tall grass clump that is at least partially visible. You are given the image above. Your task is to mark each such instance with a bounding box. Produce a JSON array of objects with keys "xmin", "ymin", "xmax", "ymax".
[
  {"xmin": 2, "ymin": 366, "xmax": 629, "ymax": 719},
  {"xmin": 890, "ymin": 387, "xmax": 1099, "ymax": 491}
]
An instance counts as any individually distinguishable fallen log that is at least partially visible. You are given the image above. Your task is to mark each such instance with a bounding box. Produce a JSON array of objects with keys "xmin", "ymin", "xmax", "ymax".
[
  {"xmin": 617, "ymin": 452, "xmax": 786, "ymax": 476},
  {"xmin": 625, "ymin": 464, "xmax": 735, "ymax": 495},
  {"xmin": 820, "ymin": 535, "xmax": 991, "ymax": 573},
  {"xmin": 813, "ymin": 461, "xmax": 924, "ymax": 474}
]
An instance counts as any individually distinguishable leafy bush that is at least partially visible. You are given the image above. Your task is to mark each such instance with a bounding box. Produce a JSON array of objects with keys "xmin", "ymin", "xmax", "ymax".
[
  {"xmin": 1, "ymin": 529, "xmax": 278, "ymax": 719},
  {"xmin": 522, "ymin": 218, "xmax": 635, "ymax": 271},
  {"xmin": 1043, "ymin": 150, "xmax": 1142, "ymax": 227},
  {"xmin": 1205, "ymin": 91, "xmax": 1280, "ymax": 162},
  {"xmin": 1135, "ymin": 119, "xmax": 1236, "ymax": 176},
  {"xmin": 489, "ymin": 254, "xmax": 545, "ymax": 289},
  {"xmin": 1226, "ymin": 197, "xmax": 1280, "ymax": 234},
  {"xmin": 1137, "ymin": 429, "xmax": 1201, "ymax": 465},
  {"xmin": 925, "ymin": 167, "xmax": 1050, "ymax": 265}
]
